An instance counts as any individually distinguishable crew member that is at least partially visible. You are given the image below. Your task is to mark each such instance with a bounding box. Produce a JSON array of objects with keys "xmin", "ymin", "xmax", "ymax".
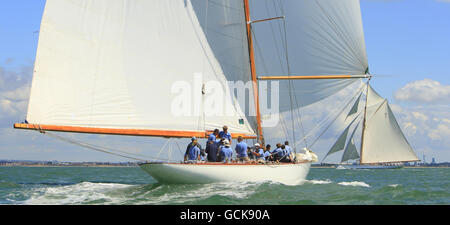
[
  {"xmin": 264, "ymin": 144, "xmax": 272, "ymax": 161},
  {"xmin": 235, "ymin": 136, "xmax": 249, "ymax": 162},
  {"xmin": 218, "ymin": 125, "xmax": 232, "ymax": 144},
  {"xmin": 184, "ymin": 137, "xmax": 201, "ymax": 161},
  {"xmin": 252, "ymin": 143, "xmax": 265, "ymax": 163},
  {"xmin": 186, "ymin": 141, "xmax": 201, "ymax": 162},
  {"xmin": 220, "ymin": 140, "xmax": 233, "ymax": 163}
]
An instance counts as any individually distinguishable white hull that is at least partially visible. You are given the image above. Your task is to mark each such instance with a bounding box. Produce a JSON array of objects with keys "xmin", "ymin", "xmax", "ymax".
[{"xmin": 139, "ymin": 162, "xmax": 311, "ymax": 186}]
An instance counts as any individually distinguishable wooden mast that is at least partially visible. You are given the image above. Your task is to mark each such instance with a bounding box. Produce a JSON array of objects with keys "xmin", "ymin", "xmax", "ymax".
[
  {"xmin": 243, "ymin": 0, "xmax": 263, "ymax": 143},
  {"xmin": 359, "ymin": 80, "xmax": 370, "ymax": 165}
]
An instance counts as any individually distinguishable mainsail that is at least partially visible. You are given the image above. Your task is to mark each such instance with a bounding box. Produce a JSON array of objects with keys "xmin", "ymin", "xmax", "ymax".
[{"xmin": 20, "ymin": 0, "xmax": 257, "ymax": 138}]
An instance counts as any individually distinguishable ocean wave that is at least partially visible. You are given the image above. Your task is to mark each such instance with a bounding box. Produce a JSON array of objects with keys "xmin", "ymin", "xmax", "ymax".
[
  {"xmin": 337, "ymin": 181, "xmax": 370, "ymax": 188},
  {"xmin": 15, "ymin": 180, "xmax": 277, "ymax": 205},
  {"xmin": 137, "ymin": 181, "xmax": 266, "ymax": 204},
  {"xmin": 21, "ymin": 182, "xmax": 136, "ymax": 205},
  {"xmin": 307, "ymin": 179, "xmax": 333, "ymax": 185}
]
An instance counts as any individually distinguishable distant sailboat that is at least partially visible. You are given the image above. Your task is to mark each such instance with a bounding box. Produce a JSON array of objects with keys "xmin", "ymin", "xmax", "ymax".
[
  {"xmin": 323, "ymin": 83, "xmax": 420, "ymax": 169},
  {"xmin": 14, "ymin": 0, "xmax": 374, "ymax": 184}
]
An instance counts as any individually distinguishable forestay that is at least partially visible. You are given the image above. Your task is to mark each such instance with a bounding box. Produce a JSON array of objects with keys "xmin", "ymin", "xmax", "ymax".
[{"xmin": 26, "ymin": 0, "xmax": 256, "ymax": 137}]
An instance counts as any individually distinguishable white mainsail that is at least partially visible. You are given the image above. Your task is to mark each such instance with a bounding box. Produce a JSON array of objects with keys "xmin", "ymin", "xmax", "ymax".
[
  {"xmin": 361, "ymin": 85, "xmax": 419, "ymax": 164},
  {"xmin": 26, "ymin": 0, "xmax": 255, "ymax": 136}
]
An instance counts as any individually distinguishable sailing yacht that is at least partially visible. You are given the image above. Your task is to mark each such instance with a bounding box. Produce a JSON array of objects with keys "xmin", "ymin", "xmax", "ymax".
[
  {"xmin": 14, "ymin": 0, "xmax": 374, "ymax": 185},
  {"xmin": 323, "ymin": 83, "xmax": 420, "ymax": 169}
]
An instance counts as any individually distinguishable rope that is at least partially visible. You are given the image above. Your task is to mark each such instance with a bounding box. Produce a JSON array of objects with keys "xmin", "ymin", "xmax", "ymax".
[
  {"xmin": 288, "ymin": 82, "xmax": 364, "ymax": 150},
  {"xmin": 44, "ymin": 132, "xmax": 146, "ymax": 162}
]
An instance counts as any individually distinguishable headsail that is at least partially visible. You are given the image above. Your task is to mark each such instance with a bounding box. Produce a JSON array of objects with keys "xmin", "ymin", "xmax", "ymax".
[
  {"xmin": 341, "ymin": 122, "xmax": 360, "ymax": 163},
  {"xmin": 346, "ymin": 92, "xmax": 363, "ymax": 119},
  {"xmin": 21, "ymin": 0, "xmax": 256, "ymax": 138},
  {"xmin": 361, "ymin": 85, "xmax": 419, "ymax": 163},
  {"xmin": 324, "ymin": 116, "xmax": 359, "ymax": 159}
]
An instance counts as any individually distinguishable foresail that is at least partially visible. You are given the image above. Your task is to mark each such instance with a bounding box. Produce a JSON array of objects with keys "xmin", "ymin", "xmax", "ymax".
[
  {"xmin": 324, "ymin": 116, "xmax": 358, "ymax": 159},
  {"xmin": 25, "ymin": 0, "xmax": 256, "ymax": 137},
  {"xmin": 346, "ymin": 91, "xmax": 363, "ymax": 119},
  {"xmin": 361, "ymin": 99, "xmax": 419, "ymax": 164},
  {"xmin": 341, "ymin": 122, "xmax": 360, "ymax": 163}
]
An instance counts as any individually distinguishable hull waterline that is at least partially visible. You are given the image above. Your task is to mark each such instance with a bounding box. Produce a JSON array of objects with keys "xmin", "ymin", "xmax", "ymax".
[
  {"xmin": 336, "ymin": 164, "xmax": 403, "ymax": 169},
  {"xmin": 139, "ymin": 162, "xmax": 311, "ymax": 186}
]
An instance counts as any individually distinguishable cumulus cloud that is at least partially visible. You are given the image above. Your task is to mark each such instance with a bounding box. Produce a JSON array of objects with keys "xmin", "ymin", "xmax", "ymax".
[
  {"xmin": 0, "ymin": 64, "xmax": 32, "ymax": 119},
  {"xmin": 390, "ymin": 103, "xmax": 450, "ymax": 155},
  {"xmin": 394, "ymin": 79, "xmax": 450, "ymax": 103}
]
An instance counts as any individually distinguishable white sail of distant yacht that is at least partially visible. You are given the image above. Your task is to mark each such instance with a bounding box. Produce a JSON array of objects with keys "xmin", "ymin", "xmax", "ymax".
[
  {"xmin": 14, "ymin": 0, "xmax": 372, "ymax": 185},
  {"xmin": 323, "ymin": 84, "xmax": 419, "ymax": 169}
]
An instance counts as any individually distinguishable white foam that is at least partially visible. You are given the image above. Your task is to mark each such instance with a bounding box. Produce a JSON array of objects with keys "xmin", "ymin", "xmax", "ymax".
[
  {"xmin": 337, "ymin": 181, "xmax": 370, "ymax": 188},
  {"xmin": 139, "ymin": 181, "xmax": 264, "ymax": 205},
  {"xmin": 22, "ymin": 182, "xmax": 135, "ymax": 205},
  {"xmin": 388, "ymin": 184, "xmax": 400, "ymax": 188},
  {"xmin": 307, "ymin": 179, "xmax": 332, "ymax": 185}
]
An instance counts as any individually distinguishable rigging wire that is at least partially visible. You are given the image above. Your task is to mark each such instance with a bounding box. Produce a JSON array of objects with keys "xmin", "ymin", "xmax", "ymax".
[
  {"xmin": 41, "ymin": 131, "xmax": 178, "ymax": 163},
  {"xmin": 302, "ymin": 82, "xmax": 366, "ymax": 149}
]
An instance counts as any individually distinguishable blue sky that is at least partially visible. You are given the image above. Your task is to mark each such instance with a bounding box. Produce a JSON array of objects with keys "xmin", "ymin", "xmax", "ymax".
[{"xmin": 0, "ymin": 0, "xmax": 449, "ymax": 162}]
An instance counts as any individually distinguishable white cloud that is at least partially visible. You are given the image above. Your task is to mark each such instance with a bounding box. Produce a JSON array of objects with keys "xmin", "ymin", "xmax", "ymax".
[
  {"xmin": 428, "ymin": 124, "xmax": 450, "ymax": 141},
  {"xmin": 394, "ymin": 79, "xmax": 450, "ymax": 103},
  {"xmin": 390, "ymin": 103, "xmax": 450, "ymax": 155},
  {"xmin": 0, "ymin": 65, "xmax": 32, "ymax": 118}
]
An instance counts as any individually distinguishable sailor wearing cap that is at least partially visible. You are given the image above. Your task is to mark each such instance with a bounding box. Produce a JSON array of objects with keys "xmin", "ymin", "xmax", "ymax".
[
  {"xmin": 252, "ymin": 143, "xmax": 265, "ymax": 163},
  {"xmin": 184, "ymin": 137, "xmax": 202, "ymax": 162},
  {"xmin": 219, "ymin": 139, "xmax": 233, "ymax": 163},
  {"xmin": 185, "ymin": 137, "xmax": 201, "ymax": 162}
]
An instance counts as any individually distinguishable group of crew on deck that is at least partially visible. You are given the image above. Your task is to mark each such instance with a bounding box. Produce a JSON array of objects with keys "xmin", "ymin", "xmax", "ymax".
[{"xmin": 184, "ymin": 125, "xmax": 294, "ymax": 164}]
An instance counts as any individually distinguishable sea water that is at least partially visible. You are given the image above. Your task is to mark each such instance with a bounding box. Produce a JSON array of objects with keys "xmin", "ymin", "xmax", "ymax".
[{"xmin": 0, "ymin": 167, "xmax": 448, "ymax": 205}]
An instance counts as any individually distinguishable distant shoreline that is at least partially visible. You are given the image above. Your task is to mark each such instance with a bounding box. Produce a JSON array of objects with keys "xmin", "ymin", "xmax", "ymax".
[
  {"xmin": 310, "ymin": 166, "xmax": 449, "ymax": 168},
  {"xmin": 0, "ymin": 165, "xmax": 447, "ymax": 168},
  {"xmin": 0, "ymin": 165, "xmax": 138, "ymax": 168}
]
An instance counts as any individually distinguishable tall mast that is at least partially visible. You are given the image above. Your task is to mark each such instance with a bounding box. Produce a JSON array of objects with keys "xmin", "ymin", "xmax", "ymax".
[
  {"xmin": 243, "ymin": 0, "xmax": 263, "ymax": 143},
  {"xmin": 359, "ymin": 80, "xmax": 370, "ymax": 164}
]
